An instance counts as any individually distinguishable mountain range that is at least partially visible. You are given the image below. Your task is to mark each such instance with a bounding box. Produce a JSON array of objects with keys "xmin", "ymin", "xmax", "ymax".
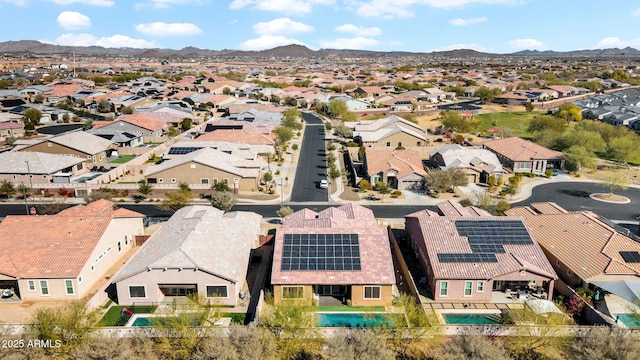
[{"xmin": 1, "ymin": 40, "xmax": 640, "ymax": 59}]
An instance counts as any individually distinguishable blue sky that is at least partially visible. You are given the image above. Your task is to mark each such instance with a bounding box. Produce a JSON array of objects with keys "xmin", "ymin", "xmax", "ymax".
[{"xmin": 1, "ymin": 0, "xmax": 639, "ymax": 53}]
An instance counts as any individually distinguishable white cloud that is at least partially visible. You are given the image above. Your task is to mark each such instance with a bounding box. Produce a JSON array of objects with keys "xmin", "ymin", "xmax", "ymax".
[
  {"xmin": 597, "ymin": 37, "xmax": 640, "ymax": 48},
  {"xmin": 318, "ymin": 37, "xmax": 379, "ymax": 50},
  {"xmin": 253, "ymin": 18, "xmax": 314, "ymax": 36},
  {"xmin": 49, "ymin": 33, "xmax": 156, "ymax": 48},
  {"xmin": 136, "ymin": 22, "xmax": 202, "ymax": 36},
  {"xmin": 49, "ymin": 0, "xmax": 114, "ymax": 6},
  {"xmin": 238, "ymin": 35, "xmax": 307, "ymax": 51},
  {"xmin": 508, "ymin": 38, "xmax": 545, "ymax": 49},
  {"xmin": 134, "ymin": 0, "xmax": 207, "ymax": 9},
  {"xmin": 449, "ymin": 17, "xmax": 487, "ymax": 26},
  {"xmin": 1, "ymin": 0, "xmax": 29, "ymax": 6},
  {"xmin": 356, "ymin": 0, "xmax": 517, "ymax": 18},
  {"xmin": 632, "ymin": 7, "xmax": 640, "ymax": 17},
  {"xmin": 430, "ymin": 43, "xmax": 489, "ymax": 52},
  {"xmin": 335, "ymin": 24, "xmax": 382, "ymax": 36},
  {"xmin": 57, "ymin": 11, "xmax": 91, "ymax": 30},
  {"xmin": 230, "ymin": 0, "xmax": 335, "ymax": 16}
]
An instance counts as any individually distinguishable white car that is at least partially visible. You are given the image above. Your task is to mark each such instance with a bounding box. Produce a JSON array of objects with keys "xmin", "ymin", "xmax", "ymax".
[{"xmin": 319, "ymin": 179, "xmax": 329, "ymax": 189}]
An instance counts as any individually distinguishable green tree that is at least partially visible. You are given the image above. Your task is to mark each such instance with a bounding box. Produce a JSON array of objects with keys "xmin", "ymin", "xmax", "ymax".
[
  {"xmin": 29, "ymin": 301, "xmax": 99, "ymax": 356},
  {"xmin": 260, "ymin": 302, "xmax": 319, "ymax": 360},
  {"xmin": 211, "ymin": 181, "xmax": 231, "ymax": 192},
  {"xmin": 0, "ymin": 79, "xmax": 11, "ymax": 89},
  {"xmin": 556, "ymin": 129, "xmax": 605, "ymax": 153},
  {"xmin": 607, "ymin": 133, "xmax": 639, "ymax": 164},
  {"xmin": 276, "ymin": 206, "xmax": 294, "ymax": 218},
  {"xmin": 568, "ymin": 326, "xmax": 640, "ymax": 360},
  {"xmin": 84, "ymin": 188, "xmax": 114, "ymax": 203},
  {"xmin": 275, "ymin": 126, "xmax": 293, "ymax": 144},
  {"xmin": 525, "ymin": 102, "xmax": 535, "ymax": 113},
  {"xmin": 159, "ymin": 188, "xmax": 193, "ymax": 211},
  {"xmin": 324, "ymin": 329, "xmax": 395, "ymax": 360},
  {"xmin": 555, "ymin": 103, "xmax": 583, "ymax": 123},
  {"xmin": 334, "ymin": 124, "xmax": 353, "ymax": 138},
  {"xmin": 475, "ymin": 86, "xmax": 501, "ymax": 103},
  {"xmin": 564, "ymin": 145, "xmax": 596, "ymax": 171},
  {"xmin": 328, "ymin": 165, "xmax": 341, "ymax": 180},
  {"xmin": 33, "ymin": 93, "xmax": 45, "ymax": 104},
  {"xmin": 181, "ymin": 117, "xmax": 193, "ymax": 131},
  {"xmin": 527, "ymin": 115, "xmax": 567, "ymax": 134},
  {"xmin": 440, "ymin": 111, "xmax": 472, "ymax": 133},
  {"xmin": 0, "ymin": 180, "xmax": 16, "ymax": 198},
  {"xmin": 328, "ymin": 99, "xmax": 348, "ymax": 118},
  {"xmin": 82, "ymin": 118, "xmax": 93, "ymax": 130},
  {"xmin": 283, "ymin": 108, "xmax": 302, "ymax": 130},
  {"xmin": 96, "ymin": 99, "xmax": 112, "ymax": 113},
  {"xmin": 341, "ymin": 111, "xmax": 357, "ymax": 122},
  {"xmin": 137, "ymin": 180, "xmax": 154, "ymax": 198},
  {"xmin": 504, "ymin": 305, "xmax": 570, "ymax": 360},
  {"xmin": 210, "ymin": 191, "xmax": 237, "ymax": 212},
  {"xmin": 262, "ymin": 172, "xmax": 273, "ymax": 189},
  {"xmin": 426, "ymin": 168, "xmax": 469, "ymax": 193},
  {"xmin": 444, "ymin": 85, "xmax": 466, "ymax": 97},
  {"xmin": 439, "ymin": 335, "xmax": 512, "ymax": 360},
  {"xmin": 23, "ymin": 107, "xmax": 43, "ymax": 125},
  {"xmin": 120, "ymin": 106, "xmax": 134, "ymax": 114},
  {"xmin": 374, "ymin": 181, "xmax": 391, "ymax": 201},
  {"xmin": 597, "ymin": 170, "xmax": 628, "ymax": 196},
  {"xmin": 166, "ymin": 125, "xmax": 179, "ymax": 137}
]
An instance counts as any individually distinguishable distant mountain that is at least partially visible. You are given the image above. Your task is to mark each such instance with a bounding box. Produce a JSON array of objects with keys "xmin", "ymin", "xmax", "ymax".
[{"xmin": 0, "ymin": 40, "xmax": 639, "ymax": 59}]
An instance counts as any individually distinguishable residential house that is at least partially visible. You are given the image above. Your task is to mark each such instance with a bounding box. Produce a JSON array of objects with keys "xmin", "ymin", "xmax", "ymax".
[
  {"xmin": 506, "ymin": 203, "xmax": 640, "ymax": 304},
  {"xmin": 429, "ymin": 144, "xmax": 507, "ymax": 184},
  {"xmin": 0, "ymin": 151, "xmax": 86, "ymax": 184},
  {"xmin": 363, "ymin": 149, "xmax": 426, "ymax": 190},
  {"xmin": 144, "ymin": 147, "xmax": 261, "ymax": 192},
  {"xmin": 87, "ymin": 128, "xmax": 143, "ymax": 148},
  {"xmin": 483, "ymin": 137, "xmax": 564, "ymax": 175},
  {"xmin": 327, "ymin": 95, "xmax": 371, "ymax": 111},
  {"xmin": 228, "ymin": 109, "xmax": 284, "ymax": 125},
  {"xmin": 15, "ymin": 131, "xmax": 117, "ymax": 165},
  {"xmin": 112, "ymin": 206, "xmax": 261, "ymax": 306},
  {"xmin": 202, "ymin": 119, "xmax": 276, "ymax": 135},
  {"xmin": 165, "ymin": 140, "xmax": 271, "ymax": 160},
  {"xmin": 353, "ymin": 114, "xmax": 427, "ymax": 148},
  {"xmin": 271, "ymin": 203, "xmax": 396, "ymax": 306},
  {"xmin": 405, "ymin": 200, "xmax": 557, "ymax": 302},
  {"xmin": 196, "ymin": 129, "xmax": 275, "ymax": 146},
  {"xmin": 0, "ymin": 113, "xmax": 24, "ymax": 140},
  {"xmin": 0, "ymin": 200, "xmax": 145, "ymax": 301},
  {"xmin": 96, "ymin": 114, "xmax": 166, "ymax": 137}
]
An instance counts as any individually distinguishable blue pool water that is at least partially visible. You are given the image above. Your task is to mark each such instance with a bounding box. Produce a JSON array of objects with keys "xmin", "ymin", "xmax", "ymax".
[
  {"xmin": 443, "ymin": 313, "xmax": 501, "ymax": 325},
  {"xmin": 131, "ymin": 316, "xmax": 200, "ymax": 327},
  {"xmin": 316, "ymin": 313, "xmax": 398, "ymax": 328},
  {"xmin": 616, "ymin": 314, "xmax": 640, "ymax": 328}
]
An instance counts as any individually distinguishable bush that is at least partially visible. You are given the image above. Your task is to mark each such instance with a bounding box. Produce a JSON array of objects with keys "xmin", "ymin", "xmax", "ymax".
[
  {"xmin": 346, "ymin": 141, "xmax": 359, "ymax": 147},
  {"xmin": 391, "ymin": 190, "xmax": 402, "ymax": 196},
  {"xmin": 327, "ymin": 142, "xmax": 337, "ymax": 151},
  {"xmin": 545, "ymin": 169, "xmax": 553, "ymax": 178},
  {"xmin": 324, "ymin": 122, "xmax": 332, "ymax": 130},
  {"xmin": 291, "ymin": 144, "xmax": 298, "ymax": 150}
]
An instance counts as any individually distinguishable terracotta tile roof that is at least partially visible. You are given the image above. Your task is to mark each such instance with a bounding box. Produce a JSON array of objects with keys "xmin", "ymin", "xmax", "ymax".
[
  {"xmin": 406, "ymin": 200, "xmax": 557, "ymax": 281},
  {"xmin": 271, "ymin": 203, "xmax": 395, "ymax": 286},
  {"xmin": 483, "ymin": 137, "xmax": 564, "ymax": 161},
  {"xmin": 115, "ymin": 114, "xmax": 166, "ymax": 131},
  {"xmin": 505, "ymin": 202, "xmax": 640, "ymax": 281},
  {"xmin": 365, "ymin": 149, "xmax": 426, "ymax": 179}
]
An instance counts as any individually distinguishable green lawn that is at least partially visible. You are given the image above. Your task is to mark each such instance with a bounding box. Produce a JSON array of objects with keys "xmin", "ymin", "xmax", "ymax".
[
  {"xmin": 110, "ymin": 154, "xmax": 136, "ymax": 164},
  {"xmin": 301, "ymin": 306, "xmax": 386, "ymax": 312},
  {"xmin": 473, "ymin": 111, "xmax": 541, "ymax": 139},
  {"xmin": 228, "ymin": 312, "xmax": 246, "ymax": 324},
  {"xmin": 98, "ymin": 305, "xmax": 157, "ymax": 326}
]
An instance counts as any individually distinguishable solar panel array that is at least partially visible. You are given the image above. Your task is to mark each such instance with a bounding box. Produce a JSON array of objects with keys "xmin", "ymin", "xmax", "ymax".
[
  {"xmin": 620, "ymin": 251, "xmax": 640, "ymax": 263},
  {"xmin": 436, "ymin": 220, "xmax": 533, "ymax": 263},
  {"xmin": 167, "ymin": 147, "xmax": 203, "ymax": 155},
  {"xmin": 281, "ymin": 233, "xmax": 361, "ymax": 271}
]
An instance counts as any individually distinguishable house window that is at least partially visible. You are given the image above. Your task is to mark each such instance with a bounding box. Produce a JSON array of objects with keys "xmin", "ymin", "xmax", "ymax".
[
  {"xmin": 206, "ymin": 285, "xmax": 228, "ymax": 298},
  {"xmin": 213, "ymin": 178, "xmax": 219, "ymax": 185},
  {"xmin": 190, "ymin": 164, "xmax": 196, "ymax": 169},
  {"xmin": 78, "ymin": 276, "xmax": 83, "ymax": 284},
  {"xmin": 556, "ymin": 260, "xmax": 560, "ymax": 266},
  {"xmin": 40, "ymin": 280, "xmax": 49, "ymax": 296},
  {"xmin": 200, "ymin": 178, "xmax": 209, "ymax": 184},
  {"xmin": 129, "ymin": 286, "xmax": 146, "ymax": 298},
  {"xmin": 364, "ymin": 286, "xmax": 381, "ymax": 300},
  {"xmin": 28, "ymin": 280, "xmax": 36, "ymax": 292},
  {"xmin": 440, "ymin": 281, "xmax": 448, "ymax": 296},
  {"xmin": 65, "ymin": 280, "xmax": 74, "ymax": 295},
  {"xmin": 397, "ymin": 141, "xmax": 403, "ymax": 147},
  {"xmin": 464, "ymin": 281, "xmax": 473, "ymax": 296},
  {"xmin": 567, "ymin": 270, "xmax": 572, "ymax": 276},
  {"xmin": 158, "ymin": 178, "xmax": 164, "ymax": 183},
  {"xmin": 125, "ymin": 235, "xmax": 129, "ymax": 246},
  {"xmin": 117, "ymin": 241, "xmax": 122, "ymax": 252},
  {"xmin": 477, "ymin": 281, "xmax": 484, "ymax": 292},
  {"xmin": 91, "ymin": 265, "xmax": 95, "ymax": 272},
  {"xmin": 386, "ymin": 141, "xmax": 391, "ymax": 147},
  {"xmin": 223, "ymin": 178, "xmax": 229, "ymax": 184},
  {"xmin": 171, "ymin": 178, "xmax": 176, "ymax": 183},
  {"xmin": 282, "ymin": 286, "xmax": 304, "ymax": 300}
]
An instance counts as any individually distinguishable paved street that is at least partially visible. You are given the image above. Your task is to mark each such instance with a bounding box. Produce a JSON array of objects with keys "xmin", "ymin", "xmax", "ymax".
[{"xmin": 289, "ymin": 112, "xmax": 329, "ymax": 202}]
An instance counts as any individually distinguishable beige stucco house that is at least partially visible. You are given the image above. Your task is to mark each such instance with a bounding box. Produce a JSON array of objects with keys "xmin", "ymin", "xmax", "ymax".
[
  {"xmin": 352, "ymin": 115, "xmax": 427, "ymax": 148},
  {"xmin": 16, "ymin": 131, "xmax": 117, "ymax": 165},
  {"xmin": 112, "ymin": 206, "xmax": 262, "ymax": 306},
  {"xmin": 0, "ymin": 200, "xmax": 145, "ymax": 302}
]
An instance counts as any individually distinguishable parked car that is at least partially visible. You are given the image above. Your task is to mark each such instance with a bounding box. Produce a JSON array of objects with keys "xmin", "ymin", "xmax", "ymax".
[{"xmin": 319, "ymin": 179, "xmax": 329, "ymax": 189}]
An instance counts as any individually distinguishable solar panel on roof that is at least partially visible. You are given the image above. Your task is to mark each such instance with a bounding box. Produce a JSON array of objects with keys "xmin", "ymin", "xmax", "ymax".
[
  {"xmin": 167, "ymin": 146, "xmax": 203, "ymax": 155},
  {"xmin": 281, "ymin": 233, "xmax": 361, "ymax": 271},
  {"xmin": 620, "ymin": 251, "xmax": 640, "ymax": 263},
  {"xmin": 438, "ymin": 253, "xmax": 498, "ymax": 263}
]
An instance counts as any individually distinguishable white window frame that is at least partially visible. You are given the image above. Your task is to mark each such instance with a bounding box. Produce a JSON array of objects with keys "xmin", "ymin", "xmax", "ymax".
[
  {"xmin": 171, "ymin": 178, "xmax": 176, "ymax": 183},
  {"xmin": 440, "ymin": 281, "xmax": 448, "ymax": 297},
  {"xmin": 363, "ymin": 285, "xmax": 381, "ymax": 300},
  {"xmin": 200, "ymin": 178, "xmax": 209, "ymax": 184},
  {"xmin": 205, "ymin": 285, "xmax": 229, "ymax": 298},
  {"xmin": 117, "ymin": 241, "xmax": 122, "ymax": 253},
  {"xmin": 464, "ymin": 281, "xmax": 473, "ymax": 297},
  {"xmin": 27, "ymin": 280, "xmax": 36, "ymax": 292},
  {"xmin": 124, "ymin": 235, "xmax": 129, "ymax": 246},
  {"xmin": 129, "ymin": 285, "xmax": 147, "ymax": 299},
  {"xmin": 65, "ymin": 280, "xmax": 74, "ymax": 295},
  {"xmin": 282, "ymin": 286, "xmax": 304, "ymax": 300},
  {"xmin": 477, "ymin": 281, "xmax": 484, "ymax": 292},
  {"xmin": 39, "ymin": 280, "xmax": 50, "ymax": 296},
  {"xmin": 158, "ymin": 178, "xmax": 164, "ymax": 183}
]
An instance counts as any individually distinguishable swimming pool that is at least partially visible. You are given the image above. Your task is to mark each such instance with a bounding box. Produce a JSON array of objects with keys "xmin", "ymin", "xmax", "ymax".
[
  {"xmin": 130, "ymin": 316, "xmax": 201, "ymax": 327},
  {"xmin": 616, "ymin": 314, "xmax": 640, "ymax": 328},
  {"xmin": 442, "ymin": 313, "xmax": 502, "ymax": 325},
  {"xmin": 316, "ymin": 313, "xmax": 401, "ymax": 328}
]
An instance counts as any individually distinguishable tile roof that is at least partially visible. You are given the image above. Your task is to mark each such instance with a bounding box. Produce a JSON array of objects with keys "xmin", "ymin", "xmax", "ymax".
[
  {"xmin": 505, "ymin": 202, "xmax": 640, "ymax": 281},
  {"xmin": 353, "ymin": 114, "xmax": 426, "ymax": 143},
  {"xmin": 144, "ymin": 147, "xmax": 261, "ymax": 178},
  {"xmin": 271, "ymin": 203, "xmax": 395, "ymax": 285},
  {"xmin": 168, "ymin": 140, "xmax": 271, "ymax": 160},
  {"xmin": 0, "ymin": 200, "xmax": 142, "ymax": 279},
  {"xmin": 430, "ymin": 144, "xmax": 505, "ymax": 173},
  {"xmin": 406, "ymin": 200, "xmax": 557, "ymax": 281},
  {"xmin": 114, "ymin": 114, "xmax": 166, "ymax": 131},
  {"xmin": 365, "ymin": 149, "xmax": 426, "ymax": 179},
  {"xmin": 34, "ymin": 131, "xmax": 115, "ymax": 155},
  {"xmin": 196, "ymin": 129, "xmax": 275, "ymax": 145},
  {"xmin": 0, "ymin": 151, "xmax": 84, "ymax": 175},
  {"xmin": 112, "ymin": 206, "xmax": 261, "ymax": 283},
  {"xmin": 483, "ymin": 137, "xmax": 564, "ymax": 161}
]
